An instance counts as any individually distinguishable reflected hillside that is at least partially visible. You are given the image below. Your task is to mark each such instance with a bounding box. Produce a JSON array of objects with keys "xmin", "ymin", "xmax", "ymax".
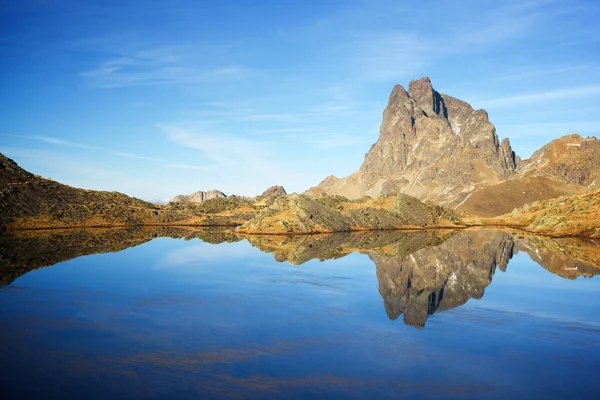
[
  {"xmin": 515, "ymin": 234, "xmax": 600, "ymax": 279},
  {"xmin": 1, "ymin": 227, "xmax": 598, "ymax": 328},
  {"xmin": 243, "ymin": 230, "xmax": 454, "ymax": 266},
  {"xmin": 0, "ymin": 227, "xmax": 241, "ymax": 285}
]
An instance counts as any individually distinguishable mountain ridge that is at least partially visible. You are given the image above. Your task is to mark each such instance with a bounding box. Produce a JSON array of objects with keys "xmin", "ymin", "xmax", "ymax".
[{"xmin": 306, "ymin": 77, "xmax": 599, "ymax": 217}]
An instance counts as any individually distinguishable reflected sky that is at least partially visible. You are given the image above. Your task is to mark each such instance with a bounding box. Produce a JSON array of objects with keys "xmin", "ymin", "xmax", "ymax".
[{"xmin": 0, "ymin": 228, "xmax": 599, "ymax": 399}]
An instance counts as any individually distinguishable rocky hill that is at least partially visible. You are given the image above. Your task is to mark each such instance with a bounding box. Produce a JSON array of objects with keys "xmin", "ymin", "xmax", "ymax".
[
  {"xmin": 455, "ymin": 134, "xmax": 598, "ymax": 216},
  {"xmin": 504, "ymin": 189, "xmax": 600, "ymax": 238},
  {"xmin": 236, "ymin": 193, "xmax": 463, "ymax": 234},
  {"xmin": 261, "ymin": 185, "xmax": 287, "ymax": 197},
  {"xmin": 0, "ymin": 152, "xmax": 461, "ymax": 234},
  {"xmin": 0, "ymin": 153, "xmax": 255, "ymax": 229},
  {"xmin": 171, "ymin": 189, "xmax": 226, "ymax": 203},
  {"xmin": 307, "ymin": 77, "xmax": 600, "ymax": 217}
]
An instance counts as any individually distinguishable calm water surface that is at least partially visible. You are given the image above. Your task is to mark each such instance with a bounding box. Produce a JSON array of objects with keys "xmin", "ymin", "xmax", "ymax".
[{"xmin": 0, "ymin": 228, "xmax": 599, "ymax": 399}]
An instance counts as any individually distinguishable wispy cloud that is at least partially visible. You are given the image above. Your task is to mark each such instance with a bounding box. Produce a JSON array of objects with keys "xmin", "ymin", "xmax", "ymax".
[
  {"xmin": 32, "ymin": 135, "xmax": 102, "ymax": 150},
  {"xmin": 494, "ymin": 65, "xmax": 589, "ymax": 81},
  {"xmin": 113, "ymin": 152, "xmax": 164, "ymax": 162},
  {"xmin": 349, "ymin": 32, "xmax": 435, "ymax": 81},
  {"xmin": 0, "ymin": 133, "xmax": 212, "ymax": 170},
  {"xmin": 80, "ymin": 43, "xmax": 252, "ymax": 88},
  {"xmin": 158, "ymin": 124, "xmax": 269, "ymax": 167},
  {"xmin": 478, "ymin": 85, "xmax": 600, "ymax": 108},
  {"xmin": 307, "ymin": 133, "xmax": 366, "ymax": 150},
  {"xmin": 497, "ymin": 121, "xmax": 600, "ymax": 137},
  {"xmin": 166, "ymin": 164, "xmax": 214, "ymax": 171},
  {"xmin": 335, "ymin": 0, "xmax": 569, "ymax": 82}
]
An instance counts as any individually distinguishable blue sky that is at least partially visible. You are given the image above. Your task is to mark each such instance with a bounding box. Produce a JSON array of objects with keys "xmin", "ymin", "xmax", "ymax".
[{"xmin": 1, "ymin": 0, "xmax": 599, "ymax": 201}]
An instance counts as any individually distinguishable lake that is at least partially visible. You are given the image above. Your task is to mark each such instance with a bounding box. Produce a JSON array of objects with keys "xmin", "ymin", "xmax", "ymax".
[{"xmin": 0, "ymin": 227, "xmax": 599, "ymax": 399}]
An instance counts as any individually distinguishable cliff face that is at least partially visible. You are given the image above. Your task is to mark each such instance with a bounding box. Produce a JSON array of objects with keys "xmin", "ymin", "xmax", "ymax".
[
  {"xmin": 307, "ymin": 77, "xmax": 600, "ymax": 217},
  {"xmin": 308, "ymin": 77, "xmax": 517, "ymax": 206}
]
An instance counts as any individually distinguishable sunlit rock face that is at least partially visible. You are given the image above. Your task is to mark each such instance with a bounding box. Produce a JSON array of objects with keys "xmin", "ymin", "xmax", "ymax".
[
  {"xmin": 306, "ymin": 78, "xmax": 600, "ymax": 217},
  {"xmin": 307, "ymin": 77, "xmax": 517, "ymax": 207}
]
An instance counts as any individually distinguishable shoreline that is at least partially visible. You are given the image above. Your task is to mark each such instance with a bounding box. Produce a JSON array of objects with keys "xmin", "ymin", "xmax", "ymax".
[{"xmin": 3, "ymin": 222, "xmax": 598, "ymax": 240}]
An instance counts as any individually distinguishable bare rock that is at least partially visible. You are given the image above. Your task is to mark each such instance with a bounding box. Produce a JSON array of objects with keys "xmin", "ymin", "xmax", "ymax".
[
  {"xmin": 261, "ymin": 185, "xmax": 287, "ymax": 197},
  {"xmin": 171, "ymin": 190, "xmax": 226, "ymax": 203},
  {"xmin": 307, "ymin": 76, "xmax": 516, "ymax": 205}
]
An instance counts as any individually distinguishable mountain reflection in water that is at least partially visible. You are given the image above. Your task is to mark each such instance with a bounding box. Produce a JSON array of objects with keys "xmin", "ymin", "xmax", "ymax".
[{"xmin": 1, "ymin": 227, "xmax": 598, "ymax": 328}]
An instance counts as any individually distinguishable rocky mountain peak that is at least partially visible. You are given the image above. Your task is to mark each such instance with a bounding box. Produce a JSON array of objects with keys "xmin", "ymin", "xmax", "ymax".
[
  {"xmin": 308, "ymin": 77, "xmax": 517, "ymax": 205},
  {"xmin": 408, "ymin": 76, "xmax": 446, "ymax": 117}
]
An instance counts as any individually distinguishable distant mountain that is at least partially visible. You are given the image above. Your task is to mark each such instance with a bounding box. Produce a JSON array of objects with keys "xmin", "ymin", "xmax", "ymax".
[
  {"xmin": 306, "ymin": 77, "xmax": 600, "ymax": 217},
  {"xmin": 261, "ymin": 185, "xmax": 287, "ymax": 197},
  {"xmin": 171, "ymin": 190, "xmax": 227, "ymax": 203}
]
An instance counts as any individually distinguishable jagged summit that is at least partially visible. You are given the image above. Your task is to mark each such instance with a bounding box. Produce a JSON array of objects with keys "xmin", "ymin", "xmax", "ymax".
[
  {"xmin": 307, "ymin": 76, "xmax": 517, "ymax": 206},
  {"xmin": 306, "ymin": 77, "xmax": 600, "ymax": 216}
]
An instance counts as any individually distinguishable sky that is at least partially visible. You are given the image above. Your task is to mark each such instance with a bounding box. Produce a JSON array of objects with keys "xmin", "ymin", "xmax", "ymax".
[{"xmin": 1, "ymin": 0, "xmax": 599, "ymax": 202}]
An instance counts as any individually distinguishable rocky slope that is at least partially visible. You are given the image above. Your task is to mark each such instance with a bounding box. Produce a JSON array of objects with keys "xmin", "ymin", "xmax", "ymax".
[
  {"xmin": 307, "ymin": 77, "xmax": 600, "ymax": 217},
  {"xmin": 455, "ymin": 134, "xmax": 598, "ymax": 216},
  {"xmin": 171, "ymin": 189, "xmax": 226, "ymax": 203},
  {"xmin": 236, "ymin": 193, "xmax": 463, "ymax": 234},
  {"xmin": 0, "ymin": 153, "xmax": 256, "ymax": 229},
  {"xmin": 503, "ymin": 189, "xmax": 600, "ymax": 238},
  {"xmin": 307, "ymin": 77, "xmax": 517, "ymax": 207}
]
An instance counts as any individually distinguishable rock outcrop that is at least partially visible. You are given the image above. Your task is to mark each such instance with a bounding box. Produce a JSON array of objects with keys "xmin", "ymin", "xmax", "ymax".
[
  {"xmin": 307, "ymin": 77, "xmax": 600, "ymax": 217},
  {"xmin": 505, "ymin": 189, "xmax": 600, "ymax": 238},
  {"xmin": 236, "ymin": 193, "xmax": 462, "ymax": 234},
  {"xmin": 171, "ymin": 190, "xmax": 226, "ymax": 203},
  {"xmin": 307, "ymin": 77, "xmax": 517, "ymax": 207},
  {"xmin": 261, "ymin": 185, "xmax": 287, "ymax": 197}
]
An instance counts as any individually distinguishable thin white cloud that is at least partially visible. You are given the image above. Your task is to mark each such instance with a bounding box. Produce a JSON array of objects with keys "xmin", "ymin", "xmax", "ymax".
[
  {"xmin": 113, "ymin": 152, "xmax": 164, "ymax": 162},
  {"xmin": 350, "ymin": 32, "xmax": 435, "ymax": 81},
  {"xmin": 0, "ymin": 132, "xmax": 213, "ymax": 170},
  {"xmin": 33, "ymin": 135, "xmax": 103, "ymax": 150},
  {"xmin": 478, "ymin": 85, "xmax": 600, "ymax": 108},
  {"xmin": 308, "ymin": 134, "xmax": 366, "ymax": 150},
  {"xmin": 498, "ymin": 121, "xmax": 600, "ymax": 137},
  {"xmin": 494, "ymin": 65, "xmax": 589, "ymax": 81},
  {"xmin": 158, "ymin": 124, "xmax": 269, "ymax": 167},
  {"xmin": 80, "ymin": 42, "xmax": 252, "ymax": 88},
  {"xmin": 166, "ymin": 164, "xmax": 214, "ymax": 171}
]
